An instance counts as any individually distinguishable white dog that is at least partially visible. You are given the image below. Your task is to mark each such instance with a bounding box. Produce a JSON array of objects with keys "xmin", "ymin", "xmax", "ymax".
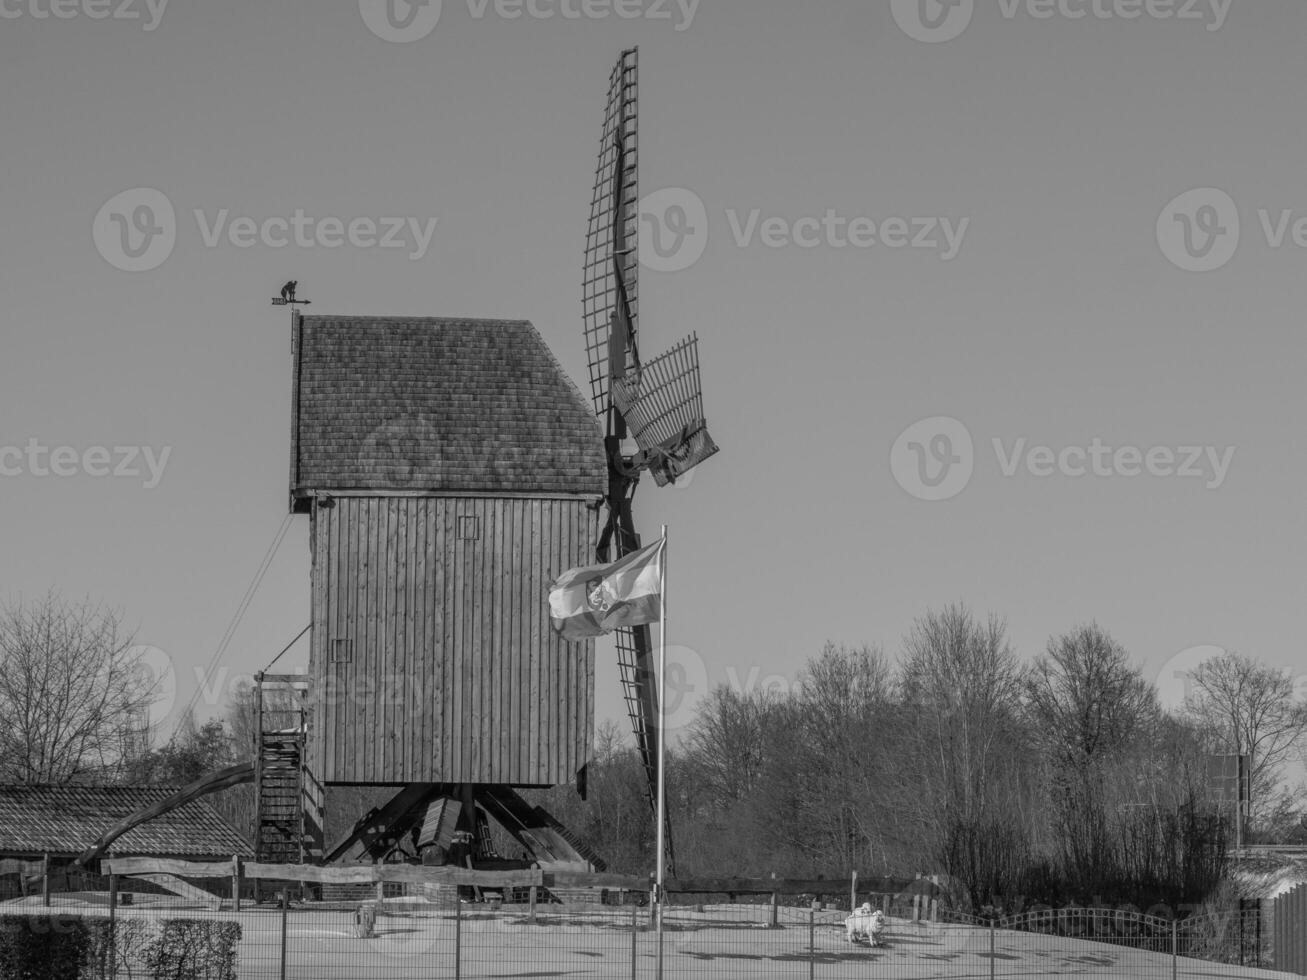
[{"xmin": 844, "ymin": 904, "xmax": 886, "ymax": 946}]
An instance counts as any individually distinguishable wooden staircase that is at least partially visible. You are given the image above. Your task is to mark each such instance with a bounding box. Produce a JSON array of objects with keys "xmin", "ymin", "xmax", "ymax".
[
  {"xmin": 254, "ymin": 731, "xmax": 305, "ymax": 865},
  {"xmin": 252, "ymin": 672, "xmax": 323, "ymax": 874}
]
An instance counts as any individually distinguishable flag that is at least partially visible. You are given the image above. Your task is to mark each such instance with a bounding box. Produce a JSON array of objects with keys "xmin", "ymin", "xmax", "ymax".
[{"xmin": 548, "ymin": 539, "xmax": 664, "ymax": 641}]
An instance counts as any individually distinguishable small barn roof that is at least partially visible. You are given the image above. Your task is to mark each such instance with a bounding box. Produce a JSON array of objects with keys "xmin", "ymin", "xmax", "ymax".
[
  {"xmin": 290, "ymin": 315, "xmax": 607, "ymax": 508},
  {"xmin": 0, "ymin": 785, "xmax": 252, "ymax": 860}
]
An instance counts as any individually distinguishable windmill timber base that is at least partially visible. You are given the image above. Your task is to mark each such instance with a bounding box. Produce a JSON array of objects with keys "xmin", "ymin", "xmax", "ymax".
[
  {"xmin": 323, "ymin": 783, "xmax": 606, "ymax": 878},
  {"xmin": 253, "ymin": 676, "xmax": 605, "ymax": 901}
]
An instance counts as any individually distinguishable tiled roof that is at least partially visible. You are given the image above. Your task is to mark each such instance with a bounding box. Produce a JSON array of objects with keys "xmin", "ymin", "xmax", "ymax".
[
  {"xmin": 0, "ymin": 785, "xmax": 252, "ymax": 859},
  {"xmin": 291, "ymin": 316, "xmax": 607, "ymax": 503}
]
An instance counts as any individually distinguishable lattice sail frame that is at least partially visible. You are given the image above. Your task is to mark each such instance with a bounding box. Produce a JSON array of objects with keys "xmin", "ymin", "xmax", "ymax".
[
  {"xmin": 582, "ymin": 48, "xmax": 641, "ymax": 418},
  {"xmin": 612, "ymin": 335, "xmax": 720, "ymax": 486}
]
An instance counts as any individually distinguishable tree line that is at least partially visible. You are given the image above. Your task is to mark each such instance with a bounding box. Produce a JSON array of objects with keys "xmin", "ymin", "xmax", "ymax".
[
  {"xmin": 2, "ymin": 593, "xmax": 1304, "ymax": 912},
  {"xmin": 533, "ymin": 605, "xmax": 1307, "ymax": 912}
]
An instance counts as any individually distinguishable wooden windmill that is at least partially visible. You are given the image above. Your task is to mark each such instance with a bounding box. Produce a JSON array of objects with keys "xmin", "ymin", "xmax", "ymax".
[
  {"xmin": 582, "ymin": 48, "xmax": 720, "ymax": 874},
  {"xmin": 262, "ymin": 314, "xmax": 612, "ymax": 874}
]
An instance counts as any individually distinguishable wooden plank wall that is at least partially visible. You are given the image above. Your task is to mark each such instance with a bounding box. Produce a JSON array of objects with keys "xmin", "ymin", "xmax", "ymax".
[{"xmin": 309, "ymin": 496, "xmax": 597, "ymax": 787}]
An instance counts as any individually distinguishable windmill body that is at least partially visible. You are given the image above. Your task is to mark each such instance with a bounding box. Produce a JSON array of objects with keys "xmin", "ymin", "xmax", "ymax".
[{"xmin": 267, "ymin": 313, "xmax": 610, "ymax": 874}]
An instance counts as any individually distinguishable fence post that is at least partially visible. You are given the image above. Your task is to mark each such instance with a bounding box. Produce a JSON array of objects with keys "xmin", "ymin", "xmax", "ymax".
[
  {"xmin": 631, "ymin": 905, "xmax": 638, "ymax": 980},
  {"xmin": 850, "ymin": 871, "xmax": 857, "ymax": 913},
  {"xmin": 990, "ymin": 919, "xmax": 996, "ymax": 980},
  {"xmin": 42, "ymin": 853, "xmax": 50, "ymax": 907},
  {"xmin": 770, "ymin": 889, "xmax": 779, "ymax": 929},
  {"xmin": 808, "ymin": 907, "xmax": 815, "ymax": 980},
  {"xmin": 528, "ymin": 885, "xmax": 537, "ymax": 924},
  {"xmin": 107, "ymin": 871, "xmax": 118, "ymax": 980},
  {"xmin": 455, "ymin": 891, "xmax": 462, "ymax": 980},
  {"xmin": 278, "ymin": 890, "xmax": 289, "ymax": 980},
  {"xmin": 1171, "ymin": 919, "xmax": 1178, "ymax": 980},
  {"xmin": 232, "ymin": 855, "xmax": 241, "ymax": 913}
]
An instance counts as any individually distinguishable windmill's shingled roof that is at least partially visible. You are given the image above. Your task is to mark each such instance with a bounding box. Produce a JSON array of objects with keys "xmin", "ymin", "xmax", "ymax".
[
  {"xmin": 0, "ymin": 785, "xmax": 252, "ymax": 859},
  {"xmin": 291, "ymin": 316, "xmax": 606, "ymax": 504}
]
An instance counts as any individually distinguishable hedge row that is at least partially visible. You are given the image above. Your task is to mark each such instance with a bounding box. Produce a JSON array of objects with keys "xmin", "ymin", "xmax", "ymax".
[{"xmin": 0, "ymin": 913, "xmax": 241, "ymax": 979}]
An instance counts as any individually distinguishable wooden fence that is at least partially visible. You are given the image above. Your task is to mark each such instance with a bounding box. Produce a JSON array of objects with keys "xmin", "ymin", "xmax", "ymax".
[
  {"xmin": 1277, "ymin": 882, "xmax": 1307, "ymax": 976},
  {"xmin": 82, "ymin": 858, "xmax": 914, "ymax": 926}
]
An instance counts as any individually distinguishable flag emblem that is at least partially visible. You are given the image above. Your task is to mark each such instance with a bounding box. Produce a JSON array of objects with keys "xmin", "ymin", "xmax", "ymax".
[{"xmin": 548, "ymin": 539, "xmax": 665, "ymax": 640}]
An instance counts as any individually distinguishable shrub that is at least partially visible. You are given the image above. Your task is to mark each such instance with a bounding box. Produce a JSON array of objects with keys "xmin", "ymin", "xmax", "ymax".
[
  {"xmin": 0, "ymin": 913, "xmax": 99, "ymax": 979},
  {"xmin": 138, "ymin": 918, "xmax": 242, "ymax": 980},
  {"xmin": 0, "ymin": 913, "xmax": 240, "ymax": 980}
]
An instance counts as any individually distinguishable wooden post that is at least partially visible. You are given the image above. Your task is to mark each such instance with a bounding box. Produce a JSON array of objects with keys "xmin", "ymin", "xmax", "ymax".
[
  {"xmin": 108, "ymin": 872, "xmax": 118, "ymax": 915},
  {"xmin": 770, "ymin": 890, "xmax": 779, "ymax": 928},
  {"xmin": 930, "ymin": 898, "xmax": 938, "ymax": 923},
  {"xmin": 850, "ymin": 871, "xmax": 857, "ymax": 912},
  {"xmin": 42, "ymin": 853, "xmax": 50, "ymax": 907},
  {"xmin": 881, "ymin": 893, "xmax": 889, "ymax": 915},
  {"xmin": 528, "ymin": 885, "xmax": 538, "ymax": 923},
  {"xmin": 232, "ymin": 855, "xmax": 241, "ymax": 912}
]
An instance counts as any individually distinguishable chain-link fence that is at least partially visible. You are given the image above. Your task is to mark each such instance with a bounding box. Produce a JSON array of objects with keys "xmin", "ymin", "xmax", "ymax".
[{"xmin": 1, "ymin": 894, "xmax": 1296, "ymax": 980}]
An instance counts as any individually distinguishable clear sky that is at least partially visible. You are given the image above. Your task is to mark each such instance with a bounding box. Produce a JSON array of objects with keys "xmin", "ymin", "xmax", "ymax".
[{"xmin": 2, "ymin": 0, "xmax": 1304, "ymax": 758}]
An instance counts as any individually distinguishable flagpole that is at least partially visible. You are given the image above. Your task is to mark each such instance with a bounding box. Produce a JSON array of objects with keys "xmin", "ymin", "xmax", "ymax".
[{"xmin": 655, "ymin": 523, "xmax": 668, "ymax": 980}]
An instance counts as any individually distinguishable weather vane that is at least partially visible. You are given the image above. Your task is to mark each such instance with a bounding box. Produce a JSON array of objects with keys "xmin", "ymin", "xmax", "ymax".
[{"xmin": 271, "ymin": 281, "xmax": 311, "ymax": 307}]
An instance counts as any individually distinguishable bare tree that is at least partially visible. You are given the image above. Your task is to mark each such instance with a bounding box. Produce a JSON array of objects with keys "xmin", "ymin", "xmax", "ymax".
[
  {"xmin": 0, "ymin": 591, "xmax": 154, "ymax": 783},
  {"xmin": 1183, "ymin": 651, "xmax": 1307, "ymax": 822},
  {"xmin": 898, "ymin": 605, "xmax": 1032, "ymax": 906},
  {"xmin": 1026, "ymin": 623, "xmax": 1159, "ymax": 767}
]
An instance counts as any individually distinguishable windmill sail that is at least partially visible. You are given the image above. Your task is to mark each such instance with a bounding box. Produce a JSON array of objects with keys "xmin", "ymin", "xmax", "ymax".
[
  {"xmin": 612, "ymin": 334, "xmax": 720, "ymax": 487},
  {"xmin": 583, "ymin": 47, "xmax": 640, "ymax": 417}
]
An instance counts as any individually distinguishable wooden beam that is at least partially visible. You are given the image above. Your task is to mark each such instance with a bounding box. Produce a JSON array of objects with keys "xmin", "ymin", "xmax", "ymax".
[
  {"xmin": 0, "ymin": 859, "xmax": 44, "ymax": 877},
  {"xmin": 103, "ymin": 857, "xmax": 236, "ymax": 879},
  {"xmin": 243, "ymin": 863, "xmax": 544, "ymax": 888},
  {"xmin": 76, "ymin": 762, "xmax": 256, "ymax": 867}
]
